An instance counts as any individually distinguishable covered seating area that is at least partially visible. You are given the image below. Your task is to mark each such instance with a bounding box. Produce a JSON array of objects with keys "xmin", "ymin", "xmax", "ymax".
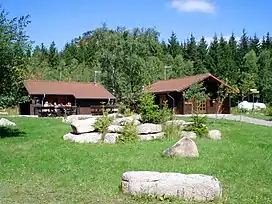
[
  {"xmin": 34, "ymin": 102, "xmax": 78, "ymax": 117},
  {"xmin": 20, "ymin": 80, "xmax": 116, "ymax": 116}
]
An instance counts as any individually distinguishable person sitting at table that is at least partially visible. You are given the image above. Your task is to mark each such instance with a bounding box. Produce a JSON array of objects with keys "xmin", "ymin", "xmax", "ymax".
[
  {"xmin": 42, "ymin": 101, "xmax": 49, "ymax": 112},
  {"xmin": 54, "ymin": 102, "xmax": 60, "ymax": 115}
]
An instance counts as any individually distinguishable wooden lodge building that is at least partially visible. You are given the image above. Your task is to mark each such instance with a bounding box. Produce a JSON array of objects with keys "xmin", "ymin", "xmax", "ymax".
[
  {"xmin": 148, "ymin": 73, "xmax": 235, "ymax": 114},
  {"xmin": 19, "ymin": 80, "xmax": 115, "ymax": 115}
]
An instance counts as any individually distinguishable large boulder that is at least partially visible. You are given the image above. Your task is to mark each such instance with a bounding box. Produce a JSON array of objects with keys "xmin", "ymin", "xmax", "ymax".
[
  {"xmin": 107, "ymin": 125, "xmax": 123, "ymax": 133},
  {"xmin": 112, "ymin": 117, "xmax": 140, "ymax": 126},
  {"xmin": 136, "ymin": 124, "xmax": 162, "ymax": 134},
  {"xmin": 163, "ymin": 137, "xmax": 199, "ymax": 157},
  {"xmin": 121, "ymin": 171, "xmax": 222, "ymax": 202},
  {"xmin": 0, "ymin": 118, "xmax": 16, "ymax": 127},
  {"xmin": 63, "ymin": 132, "xmax": 101, "ymax": 143},
  {"xmin": 208, "ymin": 130, "xmax": 222, "ymax": 140},
  {"xmin": 180, "ymin": 131, "xmax": 197, "ymax": 140},
  {"xmin": 103, "ymin": 133, "xmax": 120, "ymax": 144},
  {"xmin": 63, "ymin": 115, "xmax": 94, "ymax": 124},
  {"xmin": 165, "ymin": 120, "xmax": 185, "ymax": 126},
  {"xmin": 138, "ymin": 132, "xmax": 164, "ymax": 141},
  {"xmin": 131, "ymin": 114, "xmax": 142, "ymax": 121},
  {"xmin": 71, "ymin": 118, "xmax": 97, "ymax": 134}
]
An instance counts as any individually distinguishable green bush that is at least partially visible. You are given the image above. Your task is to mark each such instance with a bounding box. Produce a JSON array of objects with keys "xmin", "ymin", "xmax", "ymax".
[
  {"xmin": 183, "ymin": 115, "xmax": 209, "ymax": 138},
  {"xmin": 94, "ymin": 112, "xmax": 113, "ymax": 135},
  {"xmin": 192, "ymin": 115, "xmax": 208, "ymax": 127},
  {"xmin": 117, "ymin": 102, "xmax": 127, "ymax": 115},
  {"xmin": 118, "ymin": 121, "xmax": 138, "ymax": 143},
  {"xmin": 117, "ymin": 102, "xmax": 135, "ymax": 117},
  {"xmin": 139, "ymin": 92, "xmax": 172, "ymax": 124},
  {"xmin": 163, "ymin": 123, "xmax": 180, "ymax": 140},
  {"xmin": 123, "ymin": 108, "xmax": 134, "ymax": 117},
  {"xmin": 159, "ymin": 102, "xmax": 173, "ymax": 123},
  {"xmin": 139, "ymin": 92, "xmax": 160, "ymax": 123},
  {"xmin": 265, "ymin": 105, "xmax": 272, "ymax": 116}
]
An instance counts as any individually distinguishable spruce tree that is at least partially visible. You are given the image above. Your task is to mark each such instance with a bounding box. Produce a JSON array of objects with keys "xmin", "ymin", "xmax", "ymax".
[
  {"xmin": 206, "ymin": 34, "xmax": 219, "ymax": 75},
  {"xmin": 226, "ymin": 33, "xmax": 239, "ymax": 84},
  {"xmin": 48, "ymin": 41, "xmax": 59, "ymax": 69},
  {"xmin": 238, "ymin": 29, "xmax": 250, "ymax": 66},
  {"xmin": 249, "ymin": 34, "xmax": 260, "ymax": 56},
  {"xmin": 194, "ymin": 36, "xmax": 208, "ymax": 74},
  {"xmin": 167, "ymin": 31, "xmax": 181, "ymax": 58},
  {"xmin": 258, "ymin": 50, "xmax": 272, "ymax": 103}
]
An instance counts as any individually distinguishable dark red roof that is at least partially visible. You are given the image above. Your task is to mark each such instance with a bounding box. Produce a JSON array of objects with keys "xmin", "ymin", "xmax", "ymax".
[
  {"xmin": 147, "ymin": 73, "xmax": 232, "ymax": 93},
  {"xmin": 24, "ymin": 80, "xmax": 115, "ymax": 99}
]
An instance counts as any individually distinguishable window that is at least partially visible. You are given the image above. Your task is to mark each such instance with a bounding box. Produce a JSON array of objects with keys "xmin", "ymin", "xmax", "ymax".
[{"xmin": 198, "ymin": 101, "xmax": 206, "ymax": 112}]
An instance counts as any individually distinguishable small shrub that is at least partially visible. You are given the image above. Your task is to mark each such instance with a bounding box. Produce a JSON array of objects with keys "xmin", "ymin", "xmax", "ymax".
[
  {"xmin": 183, "ymin": 115, "xmax": 208, "ymax": 138},
  {"xmin": 139, "ymin": 92, "xmax": 160, "ymax": 124},
  {"xmin": 123, "ymin": 108, "xmax": 134, "ymax": 117},
  {"xmin": 117, "ymin": 102, "xmax": 127, "ymax": 115},
  {"xmin": 117, "ymin": 102, "xmax": 135, "ymax": 117},
  {"xmin": 139, "ymin": 92, "xmax": 173, "ymax": 124},
  {"xmin": 159, "ymin": 101, "xmax": 173, "ymax": 123},
  {"xmin": 94, "ymin": 112, "xmax": 113, "ymax": 135},
  {"xmin": 192, "ymin": 115, "xmax": 208, "ymax": 127},
  {"xmin": 118, "ymin": 121, "xmax": 138, "ymax": 143},
  {"xmin": 265, "ymin": 105, "xmax": 272, "ymax": 116},
  {"xmin": 163, "ymin": 123, "xmax": 180, "ymax": 140},
  {"xmin": 183, "ymin": 125, "xmax": 209, "ymax": 138},
  {"xmin": 231, "ymin": 107, "xmax": 241, "ymax": 115}
]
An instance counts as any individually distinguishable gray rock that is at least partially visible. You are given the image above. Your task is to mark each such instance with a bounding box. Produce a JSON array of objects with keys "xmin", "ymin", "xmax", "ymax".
[
  {"xmin": 183, "ymin": 122, "xmax": 194, "ymax": 127},
  {"xmin": 107, "ymin": 125, "xmax": 123, "ymax": 133},
  {"xmin": 63, "ymin": 115, "xmax": 94, "ymax": 124},
  {"xmin": 0, "ymin": 118, "xmax": 16, "ymax": 127},
  {"xmin": 136, "ymin": 123, "xmax": 162, "ymax": 134},
  {"xmin": 131, "ymin": 114, "xmax": 142, "ymax": 121},
  {"xmin": 138, "ymin": 132, "xmax": 164, "ymax": 141},
  {"xmin": 71, "ymin": 118, "xmax": 97, "ymax": 134},
  {"xmin": 180, "ymin": 131, "xmax": 197, "ymax": 140},
  {"xmin": 163, "ymin": 137, "xmax": 199, "ymax": 157},
  {"xmin": 63, "ymin": 132, "xmax": 102, "ymax": 143},
  {"xmin": 107, "ymin": 113, "xmax": 123, "ymax": 119},
  {"xmin": 112, "ymin": 117, "xmax": 140, "ymax": 126},
  {"xmin": 208, "ymin": 130, "xmax": 222, "ymax": 140},
  {"xmin": 103, "ymin": 133, "xmax": 120, "ymax": 144},
  {"xmin": 121, "ymin": 171, "xmax": 222, "ymax": 202},
  {"xmin": 165, "ymin": 120, "xmax": 185, "ymax": 126}
]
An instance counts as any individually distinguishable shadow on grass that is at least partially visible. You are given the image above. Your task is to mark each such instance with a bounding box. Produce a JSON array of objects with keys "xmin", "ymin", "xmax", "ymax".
[{"xmin": 0, "ymin": 126, "xmax": 26, "ymax": 138}]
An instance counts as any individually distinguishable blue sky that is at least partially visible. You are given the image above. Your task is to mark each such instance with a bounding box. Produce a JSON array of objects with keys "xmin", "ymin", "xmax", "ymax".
[{"xmin": 2, "ymin": 0, "xmax": 272, "ymax": 50}]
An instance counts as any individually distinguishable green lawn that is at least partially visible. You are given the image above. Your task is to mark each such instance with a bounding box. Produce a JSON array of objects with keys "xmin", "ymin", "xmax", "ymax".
[{"xmin": 0, "ymin": 117, "xmax": 272, "ymax": 204}]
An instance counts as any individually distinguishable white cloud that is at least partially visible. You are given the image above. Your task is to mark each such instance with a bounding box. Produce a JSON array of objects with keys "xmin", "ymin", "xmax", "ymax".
[{"xmin": 171, "ymin": 0, "xmax": 216, "ymax": 13}]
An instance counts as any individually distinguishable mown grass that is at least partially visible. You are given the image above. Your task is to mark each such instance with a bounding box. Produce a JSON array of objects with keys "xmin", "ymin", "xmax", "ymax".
[{"xmin": 0, "ymin": 117, "xmax": 272, "ymax": 203}]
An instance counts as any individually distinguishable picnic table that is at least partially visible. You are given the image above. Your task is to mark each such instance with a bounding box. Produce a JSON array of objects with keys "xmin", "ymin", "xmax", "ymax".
[{"xmin": 34, "ymin": 105, "xmax": 78, "ymax": 117}]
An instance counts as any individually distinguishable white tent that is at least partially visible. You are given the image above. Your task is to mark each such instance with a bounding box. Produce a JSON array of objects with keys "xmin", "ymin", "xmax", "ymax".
[{"xmin": 238, "ymin": 101, "xmax": 266, "ymax": 111}]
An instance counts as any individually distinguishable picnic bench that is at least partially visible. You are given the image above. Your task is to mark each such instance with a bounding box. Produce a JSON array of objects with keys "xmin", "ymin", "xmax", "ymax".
[
  {"xmin": 34, "ymin": 105, "xmax": 78, "ymax": 117},
  {"xmin": 90, "ymin": 105, "xmax": 118, "ymax": 115}
]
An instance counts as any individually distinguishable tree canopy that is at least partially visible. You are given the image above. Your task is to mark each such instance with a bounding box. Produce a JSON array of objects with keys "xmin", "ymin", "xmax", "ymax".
[
  {"xmin": 2, "ymin": 6, "xmax": 272, "ymax": 107},
  {"xmin": 0, "ymin": 8, "xmax": 31, "ymax": 108}
]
